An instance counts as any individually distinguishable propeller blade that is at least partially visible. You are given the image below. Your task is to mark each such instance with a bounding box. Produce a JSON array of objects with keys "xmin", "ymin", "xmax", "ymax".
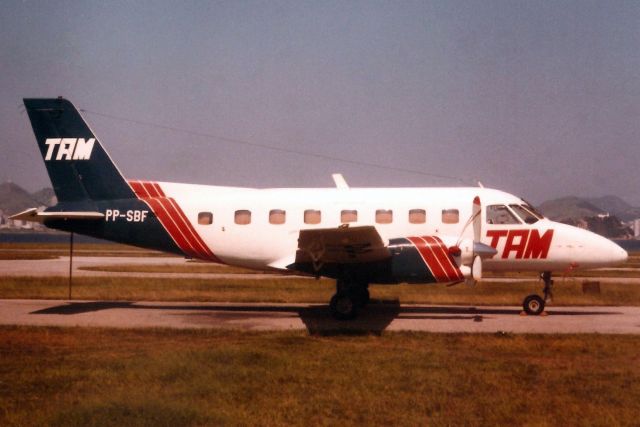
[
  {"xmin": 472, "ymin": 196, "xmax": 481, "ymax": 243},
  {"xmin": 472, "ymin": 255, "xmax": 482, "ymax": 280}
]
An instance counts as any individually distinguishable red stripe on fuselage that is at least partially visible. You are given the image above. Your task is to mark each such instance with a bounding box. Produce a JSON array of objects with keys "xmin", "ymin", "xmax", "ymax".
[
  {"xmin": 142, "ymin": 181, "xmax": 161, "ymax": 198},
  {"xmin": 156, "ymin": 197, "xmax": 216, "ymax": 261},
  {"xmin": 129, "ymin": 180, "xmax": 146, "ymax": 198},
  {"xmin": 144, "ymin": 197, "xmax": 199, "ymax": 259},
  {"xmin": 407, "ymin": 236, "xmax": 449, "ymax": 282},
  {"xmin": 127, "ymin": 180, "xmax": 220, "ymax": 262},
  {"xmin": 417, "ymin": 236, "xmax": 456, "ymax": 282},
  {"xmin": 423, "ymin": 236, "xmax": 464, "ymax": 281},
  {"xmin": 167, "ymin": 198, "xmax": 220, "ymax": 262},
  {"xmin": 152, "ymin": 182, "xmax": 165, "ymax": 197}
]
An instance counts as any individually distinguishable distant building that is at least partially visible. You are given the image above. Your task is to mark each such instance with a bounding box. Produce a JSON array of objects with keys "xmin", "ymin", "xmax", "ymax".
[{"xmin": 634, "ymin": 219, "xmax": 640, "ymax": 238}]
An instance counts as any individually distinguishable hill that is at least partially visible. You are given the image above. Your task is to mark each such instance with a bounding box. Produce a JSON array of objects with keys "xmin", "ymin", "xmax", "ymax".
[
  {"xmin": 586, "ymin": 196, "xmax": 640, "ymax": 222},
  {"xmin": 0, "ymin": 181, "xmax": 55, "ymax": 215},
  {"xmin": 537, "ymin": 196, "xmax": 635, "ymax": 238},
  {"xmin": 0, "ymin": 182, "xmax": 51, "ymax": 215},
  {"xmin": 30, "ymin": 187, "xmax": 57, "ymax": 207},
  {"xmin": 537, "ymin": 197, "xmax": 604, "ymax": 222},
  {"xmin": 538, "ymin": 195, "xmax": 640, "ymax": 222}
]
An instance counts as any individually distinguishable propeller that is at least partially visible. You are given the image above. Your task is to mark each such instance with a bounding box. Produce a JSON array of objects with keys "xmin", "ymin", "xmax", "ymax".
[{"xmin": 448, "ymin": 196, "xmax": 497, "ymax": 286}]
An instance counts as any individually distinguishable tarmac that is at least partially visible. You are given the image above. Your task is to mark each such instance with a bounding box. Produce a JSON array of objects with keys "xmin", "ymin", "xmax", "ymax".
[{"xmin": 1, "ymin": 299, "xmax": 639, "ymax": 334}]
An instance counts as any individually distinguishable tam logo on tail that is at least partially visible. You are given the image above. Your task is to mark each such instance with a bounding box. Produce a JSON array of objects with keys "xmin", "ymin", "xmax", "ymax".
[{"xmin": 44, "ymin": 138, "xmax": 95, "ymax": 161}]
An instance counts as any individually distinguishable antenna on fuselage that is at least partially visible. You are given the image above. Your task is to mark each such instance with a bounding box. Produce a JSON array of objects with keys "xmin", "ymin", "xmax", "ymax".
[{"xmin": 332, "ymin": 173, "xmax": 349, "ymax": 190}]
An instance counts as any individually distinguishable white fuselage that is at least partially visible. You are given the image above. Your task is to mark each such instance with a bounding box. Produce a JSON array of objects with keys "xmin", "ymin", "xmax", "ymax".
[{"xmin": 155, "ymin": 182, "xmax": 627, "ymax": 274}]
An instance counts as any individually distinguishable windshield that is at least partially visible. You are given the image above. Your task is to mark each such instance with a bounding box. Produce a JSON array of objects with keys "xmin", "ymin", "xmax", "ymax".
[
  {"xmin": 521, "ymin": 199, "xmax": 545, "ymax": 219},
  {"xmin": 486, "ymin": 205, "xmax": 521, "ymax": 224},
  {"xmin": 510, "ymin": 204, "xmax": 541, "ymax": 224}
]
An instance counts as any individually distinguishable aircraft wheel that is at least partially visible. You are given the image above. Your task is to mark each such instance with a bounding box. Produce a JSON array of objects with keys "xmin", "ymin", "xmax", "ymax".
[
  {"xmin": 330, "ymin": 293, "xmax": 358, "ymax": 320},
  {"xmin": 523, "ymin": 294, "xmax": 545, "ymax": 315},
  {"xmin": 355, "ymin": 287, "xmax": 370, "ymax": 307}
]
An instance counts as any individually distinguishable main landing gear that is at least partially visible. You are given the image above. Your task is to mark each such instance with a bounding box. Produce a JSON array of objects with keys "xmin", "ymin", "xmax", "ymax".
[
  {"xmin": 329, "ymin": 279, "xmax": 369, "ymax": 320},
  {"xmin": 522, "ymin": 271, "xmax": 553, "ymax": 315}
]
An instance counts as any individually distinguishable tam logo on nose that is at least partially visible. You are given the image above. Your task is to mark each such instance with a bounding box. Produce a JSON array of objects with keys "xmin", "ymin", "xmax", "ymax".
[
  {"xmin": 44, "ymin": 138, "xmax": 95, "ymax": 161},
  {"xmin": 486, "ymin": 229, "xmax": 554, "ymax": 259}
]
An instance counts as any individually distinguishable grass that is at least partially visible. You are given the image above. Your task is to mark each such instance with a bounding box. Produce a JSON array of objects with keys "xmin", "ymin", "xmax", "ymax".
[
  {"xmin": 2, "ymin": 275, "xmax": 640, "ymax": 306},
  {"xmin": 0, "ymin": 242, "xmax": 171, "ymax": 259},
  {"xmin": 79, "ymin": 262, "xmax": 640, "ymax": 278},
  {"xmin": 78, "ymin": 262, "xmax": 272, "ymax": 275},
  {"xmin": 2, "ymin": 243, "xmax": 639, "ymax": 305},
  {"xmin": 1, "ymin": 326, "xmax": 639, "ymax": 426},
  {"xmin": 0, "ymin": 253, "xmax": 58, "ymax": 260}
]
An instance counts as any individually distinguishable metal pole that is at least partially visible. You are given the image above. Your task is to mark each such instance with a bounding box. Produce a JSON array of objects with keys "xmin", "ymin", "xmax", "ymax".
[{"xmin": 69, "ymin": 232, "xmax": 73, "ymax": 300}]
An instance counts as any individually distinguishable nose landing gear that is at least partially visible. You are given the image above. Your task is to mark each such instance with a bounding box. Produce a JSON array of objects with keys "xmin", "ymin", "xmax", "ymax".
[{"xmin": 522, "ymin": 271, "xmax": 553, "ymax": 316}]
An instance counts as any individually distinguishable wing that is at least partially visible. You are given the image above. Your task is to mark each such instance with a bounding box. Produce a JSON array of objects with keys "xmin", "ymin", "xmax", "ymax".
[{"xmin": 294, "ymin": 225, "xmax": 390, "ymax": 267}]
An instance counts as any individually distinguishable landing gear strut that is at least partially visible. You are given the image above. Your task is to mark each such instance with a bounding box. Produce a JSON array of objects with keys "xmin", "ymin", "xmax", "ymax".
[
  {"xmin": 329, "ymin": 280, "xmax": 369, "ymax": 320},
  {"xmin": 522, "ymin": 271, "xmax": 553, "ymax": 316}
]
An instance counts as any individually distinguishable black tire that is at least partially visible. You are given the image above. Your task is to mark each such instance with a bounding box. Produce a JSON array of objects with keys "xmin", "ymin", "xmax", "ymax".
[
  {"xmin": 329, "ymin": 293, "xmax": 358, "ymax": 320},
  {"xmin": 523, "ymin": 294, "xmax": 545, "ymax": 315},
  {"xmin": 356, "ymin": 287, "xmax": 370, "ymax": 307}
]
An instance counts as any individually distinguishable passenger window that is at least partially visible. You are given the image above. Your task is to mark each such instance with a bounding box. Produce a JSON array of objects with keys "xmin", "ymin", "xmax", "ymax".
[
  {"xmin": 341, "ymin": 210, "xmax": 358, "ymax": 223},
  {"xmin": 375, "ymin": 209, "xmax": 393, "ymax": 224},
  {"xmin": 409, "ymin": 209, "xmax": 426, "ymax": 224},
  {"xmin": 269, "ymin": 209, "xmax": 286, "ymax": 225},
  {"xmin": 442, "ymin": 209, "xmax": 459, "ymax": 224},
  {"xmin": 486, "ymin": 205, "xmax": 520, "ymax": 225},
  {"xmin": 198, "ymin": 212, "xmax": 213, "ymax": 225},
  {"xmin": 234, "ymin": 210, "xmax": 251, "ymax": 225},
  {"xmin": 304, "ymin": 209, "xmax": 321, "ymax": 224}
]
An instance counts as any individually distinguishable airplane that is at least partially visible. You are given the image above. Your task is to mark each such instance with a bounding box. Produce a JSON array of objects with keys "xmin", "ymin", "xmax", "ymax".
[{"xmin": 12, "ymin": 97, "xmax": 629, "ymax": 320}]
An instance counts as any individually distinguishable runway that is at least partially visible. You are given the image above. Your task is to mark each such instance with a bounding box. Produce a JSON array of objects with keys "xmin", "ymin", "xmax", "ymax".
[{"xmin": 1, "ymin": 299, "xmax": 639, "ymax": 334}]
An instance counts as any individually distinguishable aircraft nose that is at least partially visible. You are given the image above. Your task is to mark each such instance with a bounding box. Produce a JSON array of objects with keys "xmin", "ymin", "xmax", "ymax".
[
  {"xmin": 607, "ymin": 240, "xmax": 628, "ymax": 264},
  {"xmin": 585, "ymin": 232, "xmax": 628, "ymax": 266},
  {"xmin": 554, "ymin": 223, "xmax": 629, "ymax": 268}
]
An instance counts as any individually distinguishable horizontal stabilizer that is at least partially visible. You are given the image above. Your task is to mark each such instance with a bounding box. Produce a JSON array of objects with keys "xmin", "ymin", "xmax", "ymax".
[{"xmin": 10, "ymin": 208, "xmax": 104, "ymax": 223}]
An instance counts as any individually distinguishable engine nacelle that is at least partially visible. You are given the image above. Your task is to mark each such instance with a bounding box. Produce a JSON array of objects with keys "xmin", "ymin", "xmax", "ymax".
[{"xmin": 386, "ymin": 235, "xmax": 491, "ymax": 284}]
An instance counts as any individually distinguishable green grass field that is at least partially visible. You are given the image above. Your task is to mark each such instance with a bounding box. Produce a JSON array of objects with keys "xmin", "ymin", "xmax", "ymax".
[{"xmin": 1, "ymin": 327, "xmax": 639, "ymax": 426}]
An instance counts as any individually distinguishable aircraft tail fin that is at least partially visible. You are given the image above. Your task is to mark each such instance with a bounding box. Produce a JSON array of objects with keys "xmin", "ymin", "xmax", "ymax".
[{"xmin": 23, "ymin": 98, "xmax": 135, "ymax": 202}]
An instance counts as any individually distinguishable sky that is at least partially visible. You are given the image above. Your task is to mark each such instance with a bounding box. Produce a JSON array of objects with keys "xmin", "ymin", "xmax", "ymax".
[{"xmin": 1, "ymin": 0, "xmax": 638, "ymax": 205}]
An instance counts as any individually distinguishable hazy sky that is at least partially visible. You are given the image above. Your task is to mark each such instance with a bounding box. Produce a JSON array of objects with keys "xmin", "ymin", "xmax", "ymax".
[{"xmin": 1, "ymin": 0, "xmax": 638, "ymax": 205}]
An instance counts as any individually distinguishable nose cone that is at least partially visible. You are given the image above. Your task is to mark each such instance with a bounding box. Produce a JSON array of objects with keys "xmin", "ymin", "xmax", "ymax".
[
  {"xmin": 553, "ymin": 222, "xmax": 628, "ymax": 268},
  {"xmin": 605, "ymin": 239, "xmax": 628, "ymax": 265},
  {"xmin": 576, "ymin": 228, "xmax": 628, "ymax": 267},
  {"xmin": 582, "ymin": 232, "xmax": 629, "ymax": 267}
]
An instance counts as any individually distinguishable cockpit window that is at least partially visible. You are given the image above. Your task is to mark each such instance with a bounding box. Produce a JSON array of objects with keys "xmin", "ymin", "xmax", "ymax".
[
  {"xmin": 486, "ymin": 205, "xmax": 521, "ymax": 224},
  {"xmin": 521, "ymin": 199, "xmax": 545, "ymax": 219},
  {"xmin": 510, "ymin": 204, "xmax": 540, "ymax": 224}
]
